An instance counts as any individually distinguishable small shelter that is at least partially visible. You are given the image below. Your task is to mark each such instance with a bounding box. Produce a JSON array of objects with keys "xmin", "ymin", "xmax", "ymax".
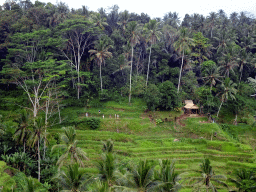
[{"xmin": 183, "ymin": 100, "xmax": 199, "ymax": 114}]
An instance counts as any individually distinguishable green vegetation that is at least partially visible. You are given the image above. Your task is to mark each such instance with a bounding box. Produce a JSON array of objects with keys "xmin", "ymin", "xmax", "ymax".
[{"xmin": 0, "ymin": 1, "xmax": 256, "ymax": 191}]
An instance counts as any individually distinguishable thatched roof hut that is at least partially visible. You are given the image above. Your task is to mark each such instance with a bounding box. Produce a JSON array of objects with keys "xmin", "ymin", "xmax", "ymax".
[{"xmin": 183, "ymin": 100, "xmax": 199, "ymax": 114}]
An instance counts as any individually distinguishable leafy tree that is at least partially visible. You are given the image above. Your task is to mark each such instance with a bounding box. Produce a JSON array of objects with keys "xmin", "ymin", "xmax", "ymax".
[
  {"xmin": 159, "ymin": 81, "xmax": 179, "ymax": 110},
  {"xmin": 52, "ymin": 126, "xmax": 88, "ymax": 168},
  {"xmin": 173, "ymin": 27, "xmax": 195, "ymax": 93},
  {"xmin": 191, "ymin": 32, "xmax": 211, "ymax": 65},
  {"xmin": 144, "ymin": 84, "xmax": 161, "ymax": 111},
  {"xmin": 55, "ymin": 18, "xmax": 99, "ymax": 99},
  {"xmin": 2, "ymin": 59, "xmax": 66, "ymax": 122}
]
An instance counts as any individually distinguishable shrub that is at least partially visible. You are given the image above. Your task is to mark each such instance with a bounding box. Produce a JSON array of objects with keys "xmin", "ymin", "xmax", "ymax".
[
  {"xmin": 85, "ymin": 117, "xmax": 101, "ymax": 130},
  {"xmin": 144, "ymin": 84, "xmax": 161, "ymax": 111}
]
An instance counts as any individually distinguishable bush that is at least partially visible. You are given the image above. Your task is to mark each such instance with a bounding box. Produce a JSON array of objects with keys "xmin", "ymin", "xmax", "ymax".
[
  {"xmin": 144, "ymin": 84, "xmax": 161, "ymax": 111},
  {"xmin": 159, "ymin": 81, "xmax": 179, "ymax": 110},
  {"xmin": 85, "ymin": 117, "xmax": 101, "ymax": 130}
]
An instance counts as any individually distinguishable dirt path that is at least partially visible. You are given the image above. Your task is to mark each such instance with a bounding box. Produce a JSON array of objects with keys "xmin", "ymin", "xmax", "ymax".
[{"xmin": 175, "ymin": 113, "xmax": 207, "ymax": 127}]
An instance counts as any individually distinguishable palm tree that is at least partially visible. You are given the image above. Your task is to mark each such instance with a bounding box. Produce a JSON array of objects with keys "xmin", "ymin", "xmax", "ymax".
[
  {"xmin": 191, "ymin": 159, "xmax": 228, "ymax": 192},
  {"xmin": 52, "ymin": 126, "xmax": 89, "ymax": 168},
  {"xmin": 14, "ymin": 172, "xmax": 46, "ymax": 192},
  {"xmin": 218, "ymin": 45, "xmax": 239, "ymax": 78},
  {"xmin": 27, "ymin": 117, "xmax": 45, "ymax": 182},
  {"xmin": 173, "ymin": 27, "xmax": 195, "ymax": 93},
  {"xmin": 131, "ymin": 160, "xmax": 155, "ymax": 191},
  {"xmin": 202, "ymin": 65, "xmax": 223, "ymax": 92},
  {"xmin": 114, "ymin": 159, "xmax": 156, "ymax": 191},
  {"xmin": 102, "ymin": 139, "xmax": 114, "ymax": 153},
  {"xmin": 96, "ymin": 152, "xmax": 115, "ymax": 186},
  {"xmin": 90, "ymin": 13, "xmax": 108, "ymax": 30},
  {"xmin": 237, "ymin": 48, "xmax": 253, "ymax": 84},
  {"xmin": 229, "ymin": 168, "xmax": 256, "ymax": 191},
  {"xmin": 216, "ymin": 78, "xmax": 237, "ymax": 117},
  {"xmin": 118, "ymin": 10, "xmax": 130, "ymax": 33},
  {"xmin": 126, "ymin": 21, "xmax": 141, "ymax": 103},
  {"xmin": 89, "ymin": 35, "xmax": 113, "ymax": 93},
  {"xmin": 206, "ymin": 12, "xmax": 218, "ymax": 38},
  {"xmin": 13, "ymin": 109, "xmax": 31, "ymax": 153},
  {"xmin": 54, "ymin": 163, "xmax": 92, "ymax": 192},
  {"xmin": 144, "ymin": 20, "xmax": 162, "ymax": 87},
  {"xmin": 151, "ymin": 160, "xmax": 183, "ymax": 192}
]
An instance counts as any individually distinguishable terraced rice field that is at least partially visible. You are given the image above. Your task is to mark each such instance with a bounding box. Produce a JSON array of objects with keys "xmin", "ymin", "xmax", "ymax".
[{"xmin": 49, "ymin": 99, "xmax": 256, "ymax": 191}]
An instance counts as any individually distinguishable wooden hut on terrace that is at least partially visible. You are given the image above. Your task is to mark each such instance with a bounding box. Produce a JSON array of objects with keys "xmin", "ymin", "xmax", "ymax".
[{"xmin": 183, "ymin": 100, "xmax": 199, "ymax": 114}]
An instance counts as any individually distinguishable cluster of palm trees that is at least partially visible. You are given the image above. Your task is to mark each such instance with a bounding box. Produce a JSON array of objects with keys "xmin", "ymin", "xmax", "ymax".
[{"xmin": 51, "ymin": 127, "xmax": 252, "ymax": 192}]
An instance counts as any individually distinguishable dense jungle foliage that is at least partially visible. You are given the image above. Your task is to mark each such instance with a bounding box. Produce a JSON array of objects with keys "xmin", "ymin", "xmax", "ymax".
[{"xmin": 0, "ymin": 0, "xmax": 256, "ymax": 191}]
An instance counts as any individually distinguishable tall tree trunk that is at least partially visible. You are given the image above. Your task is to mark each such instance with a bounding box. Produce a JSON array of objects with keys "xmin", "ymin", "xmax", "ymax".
[
  {"xmin": 239, "ymin": 68, "xmax": 243, "ymax": 84},
  {"xmin": 23, "ymin": 141, "xmax": 26, "ymax": 153},
  {"xmin": 43, "ymin": 128, "xmax": 46, "ymax": 160},
  {"xmin": 100, "ymin": 62, "xmax": 103, "ymax": 93},
  {"xmin": 146, "ymin": 44, "xmax": 152, "ymax": 88},
  {"xmin": 129, "ymin": 47, "xmax": 134, "ymax": 104},
  {"xmin": 217, "ymin": 98, "xmax": 224, "ymax": 117},
  {"xmin": 177, "ymin": 50, "xmax": 184, "ymax": 93},
  {"xmin": 77, "ymin": 70, "xmax": 80, "ymax": 99},
  {"xmin": 38, "ymin": 137, "xmax": 41, "ymax": 182}
]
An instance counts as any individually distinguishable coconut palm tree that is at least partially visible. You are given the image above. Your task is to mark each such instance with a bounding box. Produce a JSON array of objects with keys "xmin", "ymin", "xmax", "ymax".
[
  {"xmin": 113, "ymin": 159, "xmax": 156, "ymax": 191},
  {"xmin": 229, "ymin": 168, "xmax": 256, "ymax": 191},
  {"xmin": 206, "ymin": 12, "xmax": 218, "ymax": 38},
  {"xmin": 202, "ymin": 64, "xmax": 223, "ymax": 92},
  {"xmin": 14, "ymin": 172, "xmax": 46, "ymax": 192},
  {"xmin": 89, "ymin": 35, "xmax": 113, "ymax": 93},
  {"xmin": 218, "ymin": 45, "xmax": 239, "ymax": 78},
  {"xmin": 151, "ymin": 160, "xmax": 183, "ymax": 192},
  {"xmin": 90, "ymin": 13, "xmax": 108, "ymax": 30},
  {"xmin": 13, "ymin": 109, "xmax": 31, "ymax": 153},
  {"xmin": 237, "ymin": 48, "xmax": 253, "ymax": 84},
  {"xmin": 102, "ymin": 139, "xmax": 114, "ymax": 153},
  {"xmin": 144, "ymin": 20, "xmax": 162, "ymax": 87},
  {"xmin": 191, "ymin": 159, "xmax": 228, "ymax": 192},
  {"xmin": 216, "ymin": 78, "xmax": 237, "ymax": 117},
  {"xmin": 54, "ymin": 163, "xmax": 92, "ymax": 192},
  {"xmin": 27, "ymin": 117, "xmax": 45, "ymax": 182},
  {"xmin": 126, "ymin": 21, "xmax": 141, "ymax": 103},
  {"xmin": 52, "ymin": 126, "xmax": 89, "ymax": 168},
  {"xmin": 96, "ymin": 152, "xmax": 116, "ymax": 186},
  {"xmin": 131, "ymin": 160, "xmax": 155, "ymax": 191},
  {"xmin": 118, "ymin": 10, "xmax": 130, "ymax": 33},
  {"xmin": 173, "ymin": 27, "xmax": 195, "ymax": 93}
]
